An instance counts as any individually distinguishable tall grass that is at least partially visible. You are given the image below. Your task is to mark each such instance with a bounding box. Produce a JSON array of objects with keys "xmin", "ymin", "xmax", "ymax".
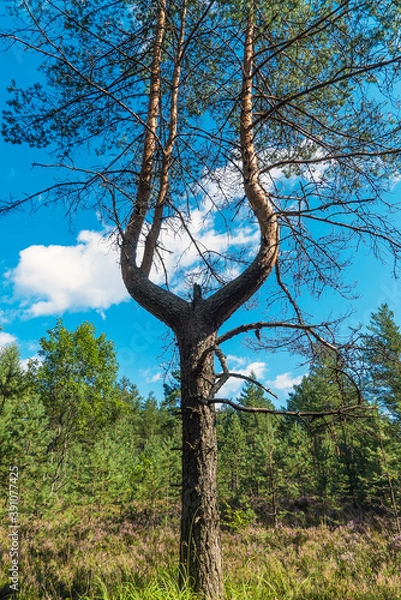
[
  {"xmin": 1, "ymin": 507, "xmax": 400, "ymax": 599},
  {"xmin": 88, "ymin": 572, "xmax": 198, "ymax": 600},
  {"xmin": 90, "ymin": 564, "xmax": 401, "ymax": 600}
]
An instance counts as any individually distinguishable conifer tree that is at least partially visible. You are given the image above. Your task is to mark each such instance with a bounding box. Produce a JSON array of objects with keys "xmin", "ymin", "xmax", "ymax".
[
  {"xmin": 30, "ymin": 320, "xmax": 123, "ymax": 494},
  {"xmin": 237, "ymin": 380, "xmax": 277, "ymax": 501},
  {"xmin": 364, "ymin": 304, "xmax": 401, "ymax": 421},
  {"xmin": 362, "ymin": 306, "xmax": 401, "ymax": 522},
  {"xmin": 287, "ymin": 352, "xmax": 379, "ymax": 510},
  {"xmin": 4, "ymin": 1, "xmax": 401, "ymax": 595},
  {"xmin": 218, "ymin": 410, "xmax": 247, "ymax": 499},
  {"xmin": 0, "ymin": 345, "xmax": 53, "ymax": 513}
]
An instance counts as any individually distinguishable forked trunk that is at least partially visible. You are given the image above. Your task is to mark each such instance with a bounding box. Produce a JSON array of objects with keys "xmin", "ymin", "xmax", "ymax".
[{"xmin": 176, "ymin": 314, "xmax": 224, "ymax": 600}]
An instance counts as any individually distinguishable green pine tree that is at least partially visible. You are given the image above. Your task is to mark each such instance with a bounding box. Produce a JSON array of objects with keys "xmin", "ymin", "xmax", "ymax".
[
  {"xmin": 0, "ymin": 345, "xmax": 54, "ymax": 514},
  {"xmin": 364, "ymin": 304, "xmax": 401, "ymax": 420}
]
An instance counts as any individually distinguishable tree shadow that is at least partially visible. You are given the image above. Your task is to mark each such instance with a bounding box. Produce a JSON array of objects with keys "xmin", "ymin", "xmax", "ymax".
[{"xmin": 0, "ymin": 584, "xmax": 15, "ymax": 599}]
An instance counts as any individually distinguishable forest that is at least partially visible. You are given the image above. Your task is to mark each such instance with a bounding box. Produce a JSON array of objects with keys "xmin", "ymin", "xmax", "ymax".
[{"xmin": 0, "ymin": 304, "xmax": 400, "ymax": 599}]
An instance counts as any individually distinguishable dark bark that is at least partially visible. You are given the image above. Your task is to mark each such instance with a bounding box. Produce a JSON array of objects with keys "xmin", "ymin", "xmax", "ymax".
[
  {"xmin": 122, "ymin": 254, "xmax": 226, "ymax": 597},
  {"xmin": 175, "ymin": 294, "xmax": 224, "ymax": 600},
  {"xmin": 119, "ymin": 9, "xmax": 278, "ymax": 598}
]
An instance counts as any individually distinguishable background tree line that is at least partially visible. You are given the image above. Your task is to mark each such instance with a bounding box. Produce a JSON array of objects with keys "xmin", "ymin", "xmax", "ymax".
[{"xmin": 1, "ymin": 305, "xmax": 400, "ymax": 532}]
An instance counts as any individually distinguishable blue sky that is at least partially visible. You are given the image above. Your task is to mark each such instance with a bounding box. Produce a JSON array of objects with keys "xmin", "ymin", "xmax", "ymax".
[{"xmin": 2, "ymin": 38, "xmax": 401, "ymax": 406}]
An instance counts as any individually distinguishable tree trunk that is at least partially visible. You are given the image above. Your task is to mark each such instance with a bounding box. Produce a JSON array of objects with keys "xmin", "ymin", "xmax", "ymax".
[{"xmin": 176, "ymin": 305, "xmax": 224, "ymax": 600}]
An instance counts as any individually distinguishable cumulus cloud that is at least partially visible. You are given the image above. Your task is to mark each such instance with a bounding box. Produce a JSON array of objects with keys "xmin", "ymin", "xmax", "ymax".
[
  {"xmin": 198, "ymin": 164, "xmax": 243, "ymax": 205},
  {"xmin": 219, "ymin": 358, "xmax": 268, "ymax": 397},
  {"xmin": 5, "ymin": 208, "xmax": 258, "ymax": 318},
  {"xmin": 150, "ymin": 148, "xmax": 323, "ymax": 291},
  {"xmin": 150, "ymin": 372, "xmax": 162, "ymax": 383},
  {"xmin": 7, "ymin": 230, "xmax": 130, "ymax": 317},
  {"xmin": 0, "ymin": 309, "xmax": 12, "ymax": 326},
  {"xmin": 225, "ymin": 354, "xmax": 247, "ymax": 368},
  {"xmin": 217, "ymin": 355, "xmax": 305, "ymax": 399},
  {"xmin": 269, "ymin": 372, "xmax": 304, "ymax": 391},
  {"xmin": 0, "ymin": 332, "xmax": 17, "ymax": 347}
]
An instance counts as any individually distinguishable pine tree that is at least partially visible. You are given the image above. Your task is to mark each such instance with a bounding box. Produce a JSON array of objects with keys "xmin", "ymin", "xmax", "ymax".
[
  {"xmin": 218, "ymin": 410, "xmax": 247, "ymax": 500},
  {"xmin": 30, "ymin": 320, "xmax": 123, "ymax": 495},
  {"xmin": 235, "ymin": 379, "xmax": 280, "ymax": 520},
  {"xmin": 364, "ymin": 304, "xmax": 401, "ymax": 421},
  {"xmin": 287, "ymin": 351, "xmax": 378, "ymax": 511},
  {"xmin": 5, "ymin": 0, "xmax": 401, "ymax": 594},
  {"xmin": 362, "ymin": 305, "xmax": 401, "ymax": 525},
  {"xmin": 0, "ymin": 345, "xmax": 53, "ymax": 514}
]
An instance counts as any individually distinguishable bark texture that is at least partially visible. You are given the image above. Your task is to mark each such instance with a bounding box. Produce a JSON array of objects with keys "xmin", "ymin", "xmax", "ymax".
[
  {"xmin": 176, "ymin": 294, "xmax": 223, "ymax": 599},
  {"xmin": 119, "ymin": 5, "xmax": 277, "ymax": 599}
]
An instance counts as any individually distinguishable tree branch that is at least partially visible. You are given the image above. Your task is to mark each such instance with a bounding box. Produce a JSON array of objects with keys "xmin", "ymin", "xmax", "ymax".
[
  {"xmin": 214, "ymin": 370, "xmax": 278, "ymax": 400},
  {"xmin": 218, "ymin": 320, "xmax": 336, "ymax": 351},
  {"xmin": 203, "ymin": 7, "xmax": 279, "ymax": 327},
  {"xmin": 208, "ymin": 397, "xmax": 375, "ymax": 419}
]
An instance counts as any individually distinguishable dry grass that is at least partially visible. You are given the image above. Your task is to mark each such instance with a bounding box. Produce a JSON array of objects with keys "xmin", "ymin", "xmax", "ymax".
[{"xmin": 0, "ymin": 507, "xmax": 400, "ymax": 599}]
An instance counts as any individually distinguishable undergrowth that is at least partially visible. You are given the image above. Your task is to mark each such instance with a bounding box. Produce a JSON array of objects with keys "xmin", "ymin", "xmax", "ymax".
[{"xmin": 0, "ymin": 508, "xmax": 400, "ymax": 599}]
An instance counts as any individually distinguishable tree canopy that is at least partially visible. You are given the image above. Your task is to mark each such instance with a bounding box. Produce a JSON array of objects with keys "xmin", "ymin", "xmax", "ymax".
[{"xmin": 3, "ymin": 0, "xmax": 401, "ymax": 318}]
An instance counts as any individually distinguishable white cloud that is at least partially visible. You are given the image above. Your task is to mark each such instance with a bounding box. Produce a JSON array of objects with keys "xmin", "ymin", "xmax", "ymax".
[
  {"xmin": 169, "ymin": 147, "xmax": 328, "ymax": 292},
  {"xmin": 199, "ymin": 164, "xmax": 243, "ymax": 205},
  {"xmin": 142, "ymin": 190, "xmax": 260, "ymax": 291},
  {"xmin": 269, "ymin": 372, "xmax": 304, "ymax": 391},
  {"xmin": 7, "ymin": 230, "xmax": 130, "ymax": 317},
  {"xmin": 219, "ymin": 358, "xmax": 268, "ymax": 398},
  {"xmin": 0, "ymin": 309, "xmax": 11, "ymax": 326},
  {"xmin": 150, "ymin": 372, "xmax": 162, "ymax": 383},
  {"xmin": 225, "ymin": 354, "xmax": 247, "ymax": 368},
  {"xmin": 216, "ymin": 354, "xmax": 305, "ymax": 399},
  {"xmin": 0, "ymin": 332, "xmax": 17, "ymax": 347},
  {"xmin": 20, "ymin": 355, "xmax": 41, "ymax": 371},
  {"xmin": 242, "ymin": 361, "xmax": 267, "ymax": 380},
  {"xmin": 139, "ymin": 367, "xmax": 163, "ymax": 384}
]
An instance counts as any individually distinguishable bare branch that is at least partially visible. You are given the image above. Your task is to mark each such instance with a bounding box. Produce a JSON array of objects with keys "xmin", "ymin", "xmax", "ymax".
[
  {"xmin": 218, "ymin": 320, "xmax": 336, "ymax": 352},
  {"xmin": 214, "ymin": 370, "xmax": 278, "ymax": 400},
  {"xmin": 208, "ymin": 397, "xmax": 375, "ymax": 419}
]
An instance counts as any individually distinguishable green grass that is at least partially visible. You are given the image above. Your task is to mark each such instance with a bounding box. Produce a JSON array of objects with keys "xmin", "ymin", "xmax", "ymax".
[
  {"xmin": 1, "ymin": 507, "xmax": 400, "ymax": 599},
  {"xmin": 86, "ymin": 573, "xmax": 198, "ymax": 600},
  {"xmin": 87, "ymin": 564, "xmax": 401, "ymax": 600}
]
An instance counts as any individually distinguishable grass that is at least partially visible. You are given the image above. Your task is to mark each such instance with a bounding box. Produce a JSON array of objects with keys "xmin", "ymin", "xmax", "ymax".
[
  {"xmin": 86, "ymin": 573, "xmax": 198, "ymax": 600},
  {"xmin": 0, "ymin": 506, "xmax": 400, "ymax": 599}
]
